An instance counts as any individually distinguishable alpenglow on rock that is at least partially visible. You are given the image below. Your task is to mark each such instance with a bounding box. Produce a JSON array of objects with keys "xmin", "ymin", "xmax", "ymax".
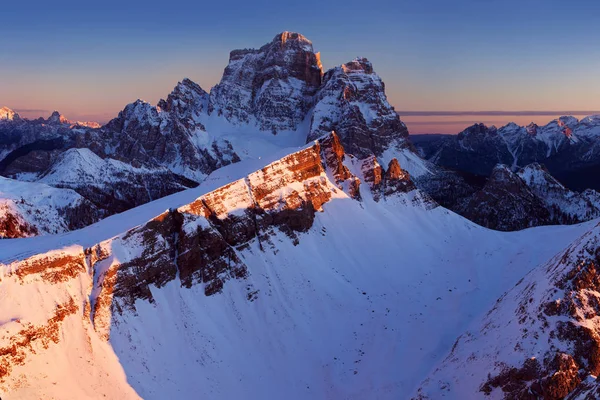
[
  {"xmin": 308, "ymin": 57, "xmax": 410, "ymax": 158},
  {"xmin": 208, "ymin": 31, "xmax": 323, "ymax": 133}
]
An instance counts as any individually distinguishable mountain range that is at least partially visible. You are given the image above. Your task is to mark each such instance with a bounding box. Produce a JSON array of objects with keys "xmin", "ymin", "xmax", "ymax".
[{"xmin": 3, "ymin": 32, "xmax": 600, "ymax": 399}]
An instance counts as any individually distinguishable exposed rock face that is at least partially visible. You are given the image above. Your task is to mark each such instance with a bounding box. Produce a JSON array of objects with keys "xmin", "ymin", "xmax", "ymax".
[
  {"xmin": 209, "ymin": 31, "xmax": 323, "ymax": 133},
  {"xmin": 517, "ymin": 163, "xmax": 600, "ymax": 224},
  {"xmin": 98, "ymin": 91, "xmax": 239, "ymax": 181},
  {"xmin": 320, "ymin": 132, "xmax": 361, "ymax": 199},
  {"xmin": 308, "ymin": 58, "xmax": 410, "ymax": 158},
  {"xmin": 0, "ymin": 296, "xmax": 79, "ymax": 381},
  {"xmin": 88, "ymin": 139, "xmax": 340, "ymax": 337},
  {"xmin": 415, "ymin": 222, "xmax": 600, "ymax": 400},
  {"xmin": 413, "ymin": 115, "xmax": 600, "ymax": 191},
  {"xmin": 383, "ymin": 158, "xmax": 416, "ymax": 196},
  {"xmin": 456, "ymin": 164, "xmax": 551, "ymax": 231},
  {"xmin": 360, "ymin": 156, "xmax": 383, "ymax": 193},
  {"xmin": 566, "ymin": 376, "xmax": 600, "ymax": 399},
  {"xmin": 0, "ymin": 209, "xmax": 38, "ymax": 239},
  {"xmin": 157, "ymin": 78, "xmax": 208, "ymax": 130},
  {"xmin": 415, "ymin": 161, "xmax": 600, "ymax": 232}
]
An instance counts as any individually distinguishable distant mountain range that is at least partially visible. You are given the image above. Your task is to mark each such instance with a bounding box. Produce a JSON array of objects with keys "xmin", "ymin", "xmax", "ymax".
[
  {"xmin": 3, "ymin": 31, "xmax": 600, "ymax": 400},
  {"xmin": 413, "ymin": 116, "xmax": 600, "ymax": 192}
]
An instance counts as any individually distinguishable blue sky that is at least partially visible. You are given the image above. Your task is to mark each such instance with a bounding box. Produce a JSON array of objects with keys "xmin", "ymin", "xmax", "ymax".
[{"xmin": 2, "ymin": 0, "xmax": 600, "ymax": 133}]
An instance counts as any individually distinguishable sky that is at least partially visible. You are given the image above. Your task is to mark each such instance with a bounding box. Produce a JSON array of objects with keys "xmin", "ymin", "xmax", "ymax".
[{"xmin": 2, "ymin": 0, "xmax": 600, "ymax": 133}]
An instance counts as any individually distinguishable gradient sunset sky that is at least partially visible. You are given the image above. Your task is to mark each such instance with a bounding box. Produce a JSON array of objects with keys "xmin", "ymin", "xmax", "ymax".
[{"xmin": 2, "ymin": 0, "xmax": 600, "ymax": 133}]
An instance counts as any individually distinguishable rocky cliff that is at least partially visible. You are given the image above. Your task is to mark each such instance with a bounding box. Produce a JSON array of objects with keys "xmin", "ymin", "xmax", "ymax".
[
  {"xmin": 415, "ymin": 222, "xmax": 600, "ymax": 400},
  {"xmin": 308, "ymin": 57, "xmax": 411, "ymax": 158},
  {"xmin": 209, "ymin": 32, "xmax": 323, "ymax": 133}
]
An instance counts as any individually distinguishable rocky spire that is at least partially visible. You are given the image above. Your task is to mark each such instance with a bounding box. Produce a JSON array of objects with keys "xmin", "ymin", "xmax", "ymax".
[
  {"xmin": 308, "ymin": 57, "xmax": 410, "ymax": 158},
  {"xmin": 47, "ymin": 111, "xmax": 69, "ymax": 125},
  {"xmin": 157, "ymin": 78, "xmax": 208, "ymax": 130},
  {"xmin": 208, "ymin": 31, "xmax": 323, "ymax": 133}
]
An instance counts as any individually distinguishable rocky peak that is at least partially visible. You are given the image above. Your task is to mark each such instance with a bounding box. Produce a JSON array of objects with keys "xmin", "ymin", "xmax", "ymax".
[
  {"xmin": 458, "ymin": 163, "xmax": 551, "ymax": 231},
  {"xmin": 0, "ymin": 106, "xmax": 19, "ymax": 121},
  {"xmin": 457, "ymin": 123, "xmax": 495, "ymax": 140},
  {"xmin": 526, "ymin": 122, "xmax": 538, "ymax": 135},
  {"xmin": 383, "ymin": 158, "xmax": 415, "ymax": 196},
  {"xmin": 106, "ymin": 100, "xmax": 164, "ymax": 133},
  {"xmin": 488, "ymin": 164, "xmax": 521, "ymax": 186},
  {"xmin": 209, "ymin": 31, "xmax": 322, "ymax": 132},
  {"xmin": 157, "ymin": 78, "xmax": 208, "ymax": 130},
  {"xmin": 308, "ymin": 56, "xmax": 409, "ymax": 158},
  {"xmin": 341, "ymin": 57, "xmax": 374, "ymax": 74},
  {"xmin": 517, "ymin": 162, "xmax": 554, "ymax": 184},
  {"xmin": 275, "ymin": 31, "xmax": 315, "ymax": 53},
  {"xmin": 46, "ymin": 111, "xmax": 69, "ymax": 125}
]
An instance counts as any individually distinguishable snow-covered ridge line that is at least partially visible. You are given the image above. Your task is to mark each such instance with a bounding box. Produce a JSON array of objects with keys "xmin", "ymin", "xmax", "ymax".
[
  {"xmin": 0, "ymin": 131, "xmax": 428, "ymax": 397},
  {"xmin": 0, "ymin": 107, "xmax": 100, "ymax": 128}
]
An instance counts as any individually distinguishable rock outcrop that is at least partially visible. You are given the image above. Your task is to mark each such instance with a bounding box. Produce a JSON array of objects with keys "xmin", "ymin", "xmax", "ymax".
[
  {"xmin": 308, "ymin": 57, "xmax": 410, "ymax": 158},
  {"xmin": 456, "ymin": 164, "xmax": 551, "ymax": 231},
  {"xmin": 417, "ymin": 161, "xmax": 600, "ymax": 232},
  {"xmin": 209, "ymin": 31, "xmax": 323, "ymax": 133},
  {"xmin": 415, "ymin": 222, "xmax": 600, "ymax": 400}
]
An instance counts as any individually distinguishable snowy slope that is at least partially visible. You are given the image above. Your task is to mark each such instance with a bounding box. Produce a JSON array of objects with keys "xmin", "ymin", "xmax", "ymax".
[
  {"xmin": 0, "ymin": 176, "xmax": 100, "ymax": 238},
  {"xmin": 518, "ymin": 163, "xmax": 600, "ymax": 223},
  {"xmin": 1, "ymin": 136, "xmax": 596, "ymax": 399},
  {"xmin": 414, "ymin": 221, "xmax": 600, "ymax": 399}
]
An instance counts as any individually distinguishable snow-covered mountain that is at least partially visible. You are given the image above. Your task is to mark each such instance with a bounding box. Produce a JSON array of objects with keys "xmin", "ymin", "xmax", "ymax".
[
  {"xmin": 517, "ymin": 163, "xmax": 600, "ymax": 224},
  {"xmin": 308, "ymin": 57, "xmax": 412, "ymax": 160},
  {"xmin": 0, "ymin": 32, "xmax": 423, "ymax": 237},
  {"xmin": 208, "ymin": 31, "xmax": 322, "ymax": 133},
  {"xmin": 414, "ymin": 116, "xmax": 600, "ymax": 191},
  {"xmin": 421, "ymin": 162, "xmax": 600, "ymax": 231},
  {"xmin": 6, "ymin": 30, "xmax": 600, "ymax": 400},
  {"xmin": 414, "ymin": 221, "xmax": 600, "ymax": 399},
  {"xmin": 35, "ymin": 148, "xmax": 198, "ymax": 215},
  {"xmin": 1, "ymin": 133, "xmax": 595, "ymax": 400},
  {"xmin": 0, "ymin": 176, "xmax": 100, "ymax": 238}
]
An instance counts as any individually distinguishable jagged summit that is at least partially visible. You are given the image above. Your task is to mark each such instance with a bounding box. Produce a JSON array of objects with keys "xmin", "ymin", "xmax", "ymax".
[
  {"xmin": 275, "ymin": 31, "xmax": 313, "ymax": 48},
  {"xmin": 209, "ymin": 31, "xmax": 323, "ymax": 132},
  {"xmin": 0, "ymin": 31, "xmax": 422, "ymax": 240},
  {"xmin": 308, "ymin": 55, "xmax": 410, "ymax": 158},
  {"xmin": 46, "ymin": 110, "xmax": 69, "ymax": 125},
  {"xmin": 341, "ymin": 57, "xmax": 374, "ymax": 74},
  {"xmin": 157, "ymin": 78, "xmax": 209, "ymax": 126},
  {"xmin": 0, "ymin": 106, "xmax": 19, "ymax": 121}
]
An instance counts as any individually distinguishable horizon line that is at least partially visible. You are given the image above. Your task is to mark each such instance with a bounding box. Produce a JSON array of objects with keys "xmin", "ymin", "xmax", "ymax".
[{"xmin": 398, "ymin": 111, "xmax": 600, "ymax": 117}]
